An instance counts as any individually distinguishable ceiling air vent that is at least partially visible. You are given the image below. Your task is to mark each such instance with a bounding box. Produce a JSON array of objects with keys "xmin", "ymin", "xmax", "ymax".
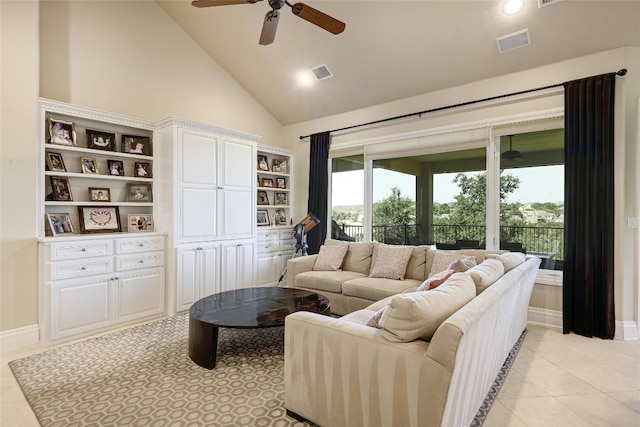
[
  {"xmin": 538, "ymin": 0, "xmax": 562, "ymax": 7},
  {"xmin": 496, "ymin": 28, "xmax": 531, "ymax": 53},
  {"xmin": 311, "ymin": 64, "xmax": 333, "ymax": 81}
]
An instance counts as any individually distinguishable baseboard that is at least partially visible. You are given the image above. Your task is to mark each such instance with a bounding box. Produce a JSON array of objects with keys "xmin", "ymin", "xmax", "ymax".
[
  {"xmin": 0, "ymin": 324, "xmax": 40, "ymax": 352},
  {"xmin": 615, "ymin": 320, "xmax": 639, "ymax": 341},
  {"xmin": 527, "ymin": 306, "xmax": 562, "ymax": 330}
]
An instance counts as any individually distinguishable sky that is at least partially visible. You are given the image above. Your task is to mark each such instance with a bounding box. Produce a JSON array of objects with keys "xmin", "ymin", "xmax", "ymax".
[{"xmin": 331, "ymin": 165, "xmax": 564, "ymax": 206}]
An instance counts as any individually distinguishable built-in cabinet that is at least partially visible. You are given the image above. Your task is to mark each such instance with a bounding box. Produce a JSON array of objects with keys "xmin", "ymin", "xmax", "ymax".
[{"xmin": 156, "ymin": 118, "xmax": 259, "ymax": 314}]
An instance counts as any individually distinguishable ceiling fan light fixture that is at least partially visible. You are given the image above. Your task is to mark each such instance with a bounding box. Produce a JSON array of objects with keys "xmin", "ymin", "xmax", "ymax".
[{"xmin": 502, "ymin": 0, "xmax": 525, "ymax": 15}]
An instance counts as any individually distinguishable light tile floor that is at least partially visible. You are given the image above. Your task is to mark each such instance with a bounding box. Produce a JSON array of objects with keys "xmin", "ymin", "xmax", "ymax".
[{"xmin": 1, "ymin": 324, "xmax": 639, "ymax": 426}]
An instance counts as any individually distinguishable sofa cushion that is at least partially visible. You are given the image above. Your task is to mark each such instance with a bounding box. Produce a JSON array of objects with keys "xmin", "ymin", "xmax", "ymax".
[
  {"xmin": 378, "ymin": 273, "xmax": 476, "ymax": 342},
  {"xmin": 448, "ymin": 256, "xmax": 477, "ymax": 272},
  {"xmin": 484, "ymin": 251, "xmax": 526, "ymax": 272},
  {"xmin": 313, "ymin": 244, "xmax": 348, "ymax": 271},
  {"xmin": 326, "ymin": 239, "xmax": 374, "ymax": 275},
  {"xmin": 295, "ymin": 270, "xmax": 367, "ymax": 293},
  {"xmin": 428, "ymin": 251, "xmax": 471, "ymax": 278},
  {"xmin": 342, "ymin": 277, "xmax": 421, "ymax": 301},
  {"xmin": 417, "ymin": 269, "xmax": 456, "ymax": 291},
  {"xmin": 404, "ymin": 246, "xmax": 429, "ymax": 281},
  {"xmin": 369, "ymin": 244, "xmax": 415, "ymax": 279},
  {"xmin": 468, "ymin": 258, "xmax": 505, "ymax": 294}
]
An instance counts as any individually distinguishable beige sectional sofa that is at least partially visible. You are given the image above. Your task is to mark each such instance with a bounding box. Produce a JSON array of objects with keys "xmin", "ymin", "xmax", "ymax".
[{"xmin": 284, "ymin": 239, "xmax": 541, "ymax": 427}]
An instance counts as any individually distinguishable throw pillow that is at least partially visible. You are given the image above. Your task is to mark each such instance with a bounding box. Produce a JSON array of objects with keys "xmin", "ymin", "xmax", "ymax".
[
  {"xmin": 428, "ymin": 250, "xmax": 470, "ymax": 278},
  {"xmin": 447, "ymin": 256, "xmax": 477, "ymax": 272},
  {"xmin": 468, "ymin": 258, "xmax": 505, "ymax": 294},
  {"xmin": 368, "ymin": 244, "xmax": 415, "ymax": 280},
  {"xmin": 312, "ymin": 244, "xmax": 349, "ymax": 271},
  {"xmin": 365, "ymin": 305, "xmax": 387, "ymax": 329},
  {"xmin": 417, "ymin": 268, "xmax": 455, "ymax": 291}
]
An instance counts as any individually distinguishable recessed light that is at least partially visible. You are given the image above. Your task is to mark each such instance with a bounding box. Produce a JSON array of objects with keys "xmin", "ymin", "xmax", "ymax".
[
  {"xmin": 502, "ymin": 0, "xmax": 524, "ymax": 15},
  {"xmin": 297, "ymin": 72, "xmax": 313, "ymax": 86}
]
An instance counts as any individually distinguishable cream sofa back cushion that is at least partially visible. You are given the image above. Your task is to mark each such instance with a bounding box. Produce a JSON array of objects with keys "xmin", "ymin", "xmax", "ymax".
[
  {"xmin": 468, "ymin": 258, "xmax": 505, "ymax": 294},
  {"xmin": 325, "ymin": 239, "xmax": 373, "ymax": 275},
  {"xmin": 484, "ymin": 252, "xmax": 526, "ymax": 272},
  {"xmin": 379, "ymin": 273, "xmax": 476, "ymax": 342}
]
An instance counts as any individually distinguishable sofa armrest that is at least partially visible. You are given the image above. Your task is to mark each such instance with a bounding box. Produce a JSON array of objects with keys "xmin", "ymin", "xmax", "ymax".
[{"xmin": 286, "ymin": 254, "xmax": 318, "ymax": 287}]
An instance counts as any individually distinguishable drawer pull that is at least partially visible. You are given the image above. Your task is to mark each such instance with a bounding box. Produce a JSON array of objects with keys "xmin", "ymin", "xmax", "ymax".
[
  {"xmin": 81, "ymin": 248, "xmax": 86, "ymax": 252},
  {"xmin": 139, "ymin": 260, "xmax": 145, "ymax": 263},
  {"xmin": 139, "ymin": 243, "xmax": 144, "ymax": 247},
  {"xmin": 81, "ymin": 267, "xmax": 87, "ymax": 270}
]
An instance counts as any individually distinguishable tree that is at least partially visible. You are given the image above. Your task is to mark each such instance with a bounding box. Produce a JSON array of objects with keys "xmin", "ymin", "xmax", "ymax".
[{"xmin": 372, "ymin": 186, "xmax": 416, "ymax": 243}]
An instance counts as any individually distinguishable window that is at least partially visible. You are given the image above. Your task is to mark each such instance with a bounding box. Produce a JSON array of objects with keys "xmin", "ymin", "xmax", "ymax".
[{"xmin": 331, "ymin": 155, "xmax": 364, "ymax": 242}]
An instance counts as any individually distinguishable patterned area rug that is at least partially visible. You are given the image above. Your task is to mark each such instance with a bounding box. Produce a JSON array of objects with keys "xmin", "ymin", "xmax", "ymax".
[{"xmin": 9, "ymin": 314, "xmax": 524, "ymax": 426}]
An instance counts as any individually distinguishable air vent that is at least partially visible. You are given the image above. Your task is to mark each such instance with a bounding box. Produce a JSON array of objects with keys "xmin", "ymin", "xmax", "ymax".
[
  {"xmin": 311, "ymin": 64, "xmax": 333, "ymax": 81},
  {"xmin": 538, "ymin": 0, "xmax": 562, "ymax": 7},
  {"xmin": 496, "ymin": 28, "xmax": 531, "ymax": 53}
]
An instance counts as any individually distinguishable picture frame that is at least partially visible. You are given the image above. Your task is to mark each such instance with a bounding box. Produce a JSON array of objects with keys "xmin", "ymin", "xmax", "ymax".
[
  {"xmin": 45, "ymin": 151, "xmax": 67, "ymax": 172},
  {"xmin": 86, "ymin": 129, "xmax": 116, "ymax": 151},
  {"xmin": 78, "ymin": 206, "xmax": 121, "ymax": 233},
  {"xmin": 261, "ymin": 177, "xmax": 274, "ymax": 188},
  {"xmin": 88, "ymin": 187, "xmax": 111, "ymax": 202},
  {"xmin": 46, "ymin": 213, "xmax": 74, "ymax": 236},
  {"xmin": 276, "ymin": 177, "xmax": 286, "ymax": 189},
  {"xmin": 272, "ymin": 158, "xmax": 288, "ymax": 173},
  {"xmin": 81, "ymin": 156, "xmax": 99, "ymax": 174},
  {"xmin": 257, "ymin": 209, "xmax": 269, "ymax": 226},
  {"xmin": 107, "ymin": 160, "xmax": 125, "ymax": 176},
  {"xmin": 257, "ymin": 191, "xmax": 270, "ymax": 205},
  {"xmin": 47, "ymin": 118, "xmax": 77, "ymax": 146},
  {"xmin": 128, "ymin": 214, "xmax": 154, "ymax": 232},
  {"xmin": 257, "ymin": 154, "xmax": 269, "ymax": 171},
  {"xmin": 274, "ymin": 209, "xmax": 287, "ymax": 225},
  {"xmin": 49, "ymin": 176, "xmax": 73, "ymax": 201},
  {"xmin": 127, "ymin": 183, "xmax": 152, "ymax": 202},
  {"xmin": 122, "ymin": 135, "xmax": 151, "ymax": 156},
  {"xmin": 134, "ymin": 162, "xmax": 152, "ymax": 178},
  {"xmin": 274, "ymin": 192, "xmax": 287, "ymax": 205}
]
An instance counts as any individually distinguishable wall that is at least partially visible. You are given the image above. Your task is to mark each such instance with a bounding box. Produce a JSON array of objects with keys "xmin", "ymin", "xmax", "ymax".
[{"xmin": 284, "ymin": 47, "xmax": 640, "ymax": 338}]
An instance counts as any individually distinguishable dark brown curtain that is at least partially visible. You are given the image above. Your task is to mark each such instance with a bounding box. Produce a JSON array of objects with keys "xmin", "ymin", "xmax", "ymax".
[
  {"xmin": 306, "ymin": 132, "xmax": 330, "ymax": 254},
  {"xmin": 563, "ymin": 72, "xmax": 616, "ymax": 339}
]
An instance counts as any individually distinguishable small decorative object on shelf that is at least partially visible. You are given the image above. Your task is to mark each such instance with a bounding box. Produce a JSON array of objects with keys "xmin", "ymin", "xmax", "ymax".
[
  {"xmin": 89, "ymin": 187, "xmax": 111, "ymax": 202},
  {"xmin": 45, "ymin": 152, "xmax": 66, "ymax": 172},
  {"xmin": 257, "ymin": 154, "xmax": 269, "ymax": 171},
  {"xmin": 107, "ymin": 159, "xmax": 125, "ymax": 176},
  {"xmin": 47, "ymin": 118, "xmax": 76, "ymax": 146},
  {"xmin": 78, "ymin": 206, "xmax": 121, "ymax": 233},
  {"xmin": 123, "ymin": 135, "xmax": 151, "ymax": 155},
  {"xmin": 46, "ymin": 213, "xmax": 74, "ymax": 236},
  {"xmin": 86, "ymin": 129, "xmax": 116, "ymax": 151},
  {"xmin": 49, "ymin": 176, "xmax": 73, "ymax": 201},
  {"xmin": 276, "ymin": 177, "xmax": 286, "ymax": 189},
  {"xmin": 261, "ymin": 177, "xmax": 274, "ymax": 188},
  {"xmin": 128, "ymin": 214, "xmax": 154, "ymax": 232},
  {"xmin": 127, "ymin": 183, "xmax": 152, "ymax": 202},
  {"xmin": 80, "ymin": 156, "xmax": 99, "ymax": 174},
  {"xmin": 257, "ymin": 191, "xmax": 269, "ymax": 205},
  {"xmin": 275, "ymin": 192, "xmax": 287, "ymax": 205},
  {"xmin": 134, "ymin": 162, "xmax": 151, "ymax": 178},
  {"xmin": 257, "ymin": 209, "xmax": 269, "ymax": 226},
  {"xmin": 272, "ymin": 158, "xmax": 288, "ymax": 173}
]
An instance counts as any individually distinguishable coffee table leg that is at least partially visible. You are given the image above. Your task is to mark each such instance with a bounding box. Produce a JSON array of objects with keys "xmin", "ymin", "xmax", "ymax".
[{"xmin": 188, "ymin": 315, "xmax": 219, "ymax": 369}]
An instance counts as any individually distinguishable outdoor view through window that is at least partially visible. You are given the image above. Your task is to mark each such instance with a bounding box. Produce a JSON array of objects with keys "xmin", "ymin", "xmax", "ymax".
[{"xmin": 331, "ymin": 128, "xmax": 564, "ymax": 270}]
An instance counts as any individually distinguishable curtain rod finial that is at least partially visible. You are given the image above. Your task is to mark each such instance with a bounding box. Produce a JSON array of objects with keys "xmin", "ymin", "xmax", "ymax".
[{"xmin": 617, "ymin": 69, "xmax": 627, "ymax": 76}]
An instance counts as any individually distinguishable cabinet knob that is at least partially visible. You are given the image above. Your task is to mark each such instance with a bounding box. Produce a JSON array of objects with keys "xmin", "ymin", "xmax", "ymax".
[
  {"xmin": 139, "ymin": 260, "xmax": 145, "ymax": 263},
  {"xmin": 139, "ymin": 243, "xmax": 144, "ymax": 247},
  {"xmin": 81, "ymin": 267, "xmax": 87, "ymax": 270},
  {"xmin": 81, "ymin": 248, "xmax": 86, "ymax": 252}
]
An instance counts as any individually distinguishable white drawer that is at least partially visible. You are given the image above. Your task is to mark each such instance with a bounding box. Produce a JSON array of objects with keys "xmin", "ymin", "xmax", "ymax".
[
  {"xmin": 281, "ymin": 240, "xmax": 297, "ymax": 252},
  {"xmin": 256, "ymin": 229, "xmax": 280, "ymax": 240},
  {"xmin": 256, "ymin": 240, "xmax": 281, "ymax": 254},
  {"xmin": 279, "ymin": 229, "xmax": 294, "ymax": 239},
  {"xmin": 47, "ymin": 241, "xmax": 114, "ymax": 261},
  {"xmin": 116, "ymin": 236, "xmax": 165, "ymax": 254},
  {"xmin": 48, "ymin": 257, "xmax": 114, "ymax": 281},
  {"xmin": 116, "ymin": 251, "xmax": 165, "ymax": 271}
]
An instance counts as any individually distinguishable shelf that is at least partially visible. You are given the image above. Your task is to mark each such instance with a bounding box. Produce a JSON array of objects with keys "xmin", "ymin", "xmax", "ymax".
[
  {"xmin": 45, "ymin": 201, "xmax": 153, "ymax": 207},
  {"xmin": 45, "ymin": 143, "xmax": 153, "ymax": 161},
  {"xmin": 256, "ymin": 170, "xmax": 288, "ymax": 177},
  {"xmin": 257, "ymin": 186, "xmax": 289, "ymax": 192},
  {"xmin": 45, "ymin": 171, "xmax": 152, "ymax": 183}
]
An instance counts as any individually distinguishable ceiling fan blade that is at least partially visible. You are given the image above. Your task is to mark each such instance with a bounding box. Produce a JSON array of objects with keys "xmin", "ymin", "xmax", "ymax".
[
  {"xmin": 191, "ymin": 0, "xmax": 261, "ymax": 8},
  {"xmin": 290, "ymin": 2, "xmax": 345, "ymax": 35},
  {"xmin": 259, "ymin": 10, "xmax": 280, "ymax": 46}
]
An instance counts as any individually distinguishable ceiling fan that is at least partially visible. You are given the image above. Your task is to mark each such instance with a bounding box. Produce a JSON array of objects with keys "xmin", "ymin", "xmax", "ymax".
[
  {"xmin": 502, "ymin": 135, "xmax": 522, "ymax": 161},
  {"xmin": 192, "ymin": 0, "xmax": 346, "ymax": 46}
]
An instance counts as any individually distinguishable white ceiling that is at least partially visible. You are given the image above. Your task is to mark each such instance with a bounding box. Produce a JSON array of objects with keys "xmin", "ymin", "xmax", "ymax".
[{"xmin": 156, "ymin": 0, "xmax": 640, "ymax": 126}]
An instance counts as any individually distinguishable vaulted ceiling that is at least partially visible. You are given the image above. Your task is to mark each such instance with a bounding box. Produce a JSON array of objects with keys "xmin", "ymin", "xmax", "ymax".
[{"xmin": 157, "ymin": 0, "xmax": 640, "ymax": 125}]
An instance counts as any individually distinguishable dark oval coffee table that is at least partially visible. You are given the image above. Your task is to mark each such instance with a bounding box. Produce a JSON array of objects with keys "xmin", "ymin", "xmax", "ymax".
[{"xmin": 188, "ymin": 287, "xmax": 330, "ymax": 369}]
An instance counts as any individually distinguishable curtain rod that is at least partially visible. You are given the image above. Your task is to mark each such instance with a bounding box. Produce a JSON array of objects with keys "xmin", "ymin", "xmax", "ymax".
[{"xmin": 299, "ymin": 69, "xmax": 628, "ymax": 140}]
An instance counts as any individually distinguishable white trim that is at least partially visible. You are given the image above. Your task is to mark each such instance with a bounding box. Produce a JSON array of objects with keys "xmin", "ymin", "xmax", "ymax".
[
  {"xmin": 0, "ymin": 324, "xmax": 40, "ymax": 352},
  {"xmin": 615, "ymin": 320, "xmax": 640, "ymax": 341},
  {"xmin": 528, "ymin": 307, "xmax": 562, "ymax": 329}
]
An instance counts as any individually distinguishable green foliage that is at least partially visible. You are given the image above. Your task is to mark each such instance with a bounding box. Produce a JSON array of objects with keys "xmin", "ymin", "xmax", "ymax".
[
  {"xmin": 372, "ymin": 187, "xmax": 415, "ymax": 225},
  {"xmin": 530, "ymin": 202, "xmax": 563, "ymax": 216}
]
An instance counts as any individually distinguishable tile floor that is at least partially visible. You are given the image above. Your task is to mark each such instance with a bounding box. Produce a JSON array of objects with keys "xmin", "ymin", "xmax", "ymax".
[{"xmin": 1, "ymin": 324, "xmax": 639, "ymax": 426}]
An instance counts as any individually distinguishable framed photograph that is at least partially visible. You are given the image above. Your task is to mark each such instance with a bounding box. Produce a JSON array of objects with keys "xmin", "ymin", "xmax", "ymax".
[
  {"xmin": 257, "ymin": 209, "xmax": 269, "ymax": 226},
  {"xmin": 81, "ymin": 157, "xmax": 99, "ymax": 174},
  {"xmin": 261, "ymin": 177, "xmax": 274, "ymax": 188},
  {"xmin": 276, "ymin": 177, "xmax": 286, "ymax": 189},
  {"xmin": 272, "ymin": 158, "xmax": 288, "ymax": 173},
  {"xmin": 78, "ymin": 206, "xmax": 121, "ymax": 233},
  {"xmin": 46, "ymin": 213, "xmax": 74, "ymax": 236},
  {"xmin": 134, "ymin": 162, "xmax": 152, "ymax": 178},
  {"xmin": 257, "ymin": 154, "xmax": 269, "ymax": 171},
  {"xmin": 86, "ymin": 129, "xmax": 116, "ymax": 151},
  {"xmin": 45, "ymin": 152, "xmax": 66, "ymax": 172},
  {"xmin": 122, "ymin": 135, "xmax": 151, "ymax": 156},
  {"xmin": 89, "ymin": 187, "xmax": 111, "ymax": 202},
  {"xmin": 274, "ymin": 192, "xmax": 287, "ymax": 205},
  {"xmin": 274, "ymin": 209, "xmax": 287, "ymax": 225},
  {"xmin": 47, "ymin": 118, "xmax": 77, "ymax": 146},
  {"xmin": 107, "ymin": 160, "xmax": 125, "ymax": 176},
  {"xmin": 257, "ymin": 190, "xmax": 270, "ymax": 205},
  {"xmin": 127, "ymin": 183, "xmax": 152, "ymax": 202},
  {"xmin": 49, "ymin": 176, "xmax": 73, "ymax": 201},
  {"xmin": 128, "ymin": 214, "xmax": 154, "ymax": 232}
]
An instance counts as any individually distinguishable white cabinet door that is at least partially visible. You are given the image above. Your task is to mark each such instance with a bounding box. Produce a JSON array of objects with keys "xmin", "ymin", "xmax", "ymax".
[
  {"xmin": 200, "ymin": 244, "xmax": 220, "ymax": 298},
  {"xmin": 219, "ymin": 138, "xmax": 254, "ymax": 240},
  {"xmin": 221, "ymin": 241, "xmax": 255, "ymax": 291},
  {"xmin": 220, "ymin": 189, "xmax": 252, "ymax": 238},
  {"xmin": 181, "ymin": 131, "xmax": 218, "ymax": 186},
  {"xmin": 177, "ymin": 246, "xmax": 199, "ymax": 312},
  {"xmin": 256, "ymin": 254, "xmax": 279, "ymax": 286},
  {"xmin": 117, "ymin": 268, "xmax": 165, "ymax": 323},
  {"xmin": 181, "ymin": 187, "xmax": 218, "ymax": 240}
]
